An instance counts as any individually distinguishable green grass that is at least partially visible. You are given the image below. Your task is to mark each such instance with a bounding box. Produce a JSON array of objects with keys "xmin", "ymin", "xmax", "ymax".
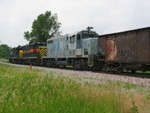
[
  {"xmin": 0, "ymin": 58, "xmax": 9, "ymax": 62},
  {"xmin": 0, "ymin": 63, "xmax": 149, "ymax": 113},
  {"xmin": 123, "ymin": 83, "xmax": 137, "ymax": 90},
  {"xmin": 124, "ymin": 70, "xmax": 150, "ymax": 74}
]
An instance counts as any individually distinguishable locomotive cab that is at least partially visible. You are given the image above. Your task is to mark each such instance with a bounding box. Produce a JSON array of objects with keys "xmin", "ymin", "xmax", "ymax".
[{"xmin": 75, "ymin": 27, "xmax": 99, "ymax": 67}]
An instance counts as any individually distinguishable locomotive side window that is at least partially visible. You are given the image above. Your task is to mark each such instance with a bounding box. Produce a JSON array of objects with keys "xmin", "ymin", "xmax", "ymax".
[
  {"xmin": 77, "ymin": 34, "xmax": 81, "ymax": 40},
  {"xmin": 47, "ymin": 40, "xmax": 53, "ymax": 44},
  {"xmin": 70, "ymin": 35, "xmax": 75, "ymax": 43},
  {"xmin": 82, "ymin": 31, "xmax": 98, "ymax": 39}
]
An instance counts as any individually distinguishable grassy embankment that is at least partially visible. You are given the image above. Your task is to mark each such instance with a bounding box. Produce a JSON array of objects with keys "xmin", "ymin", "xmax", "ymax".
[{"xmin": 0, "ymin": 63, "xmax": 150, "ymax": 113}]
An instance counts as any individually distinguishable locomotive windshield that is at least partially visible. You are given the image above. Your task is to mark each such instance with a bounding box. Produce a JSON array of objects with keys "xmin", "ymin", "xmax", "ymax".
[{"xmin": 82, "ymin": 31, "xmax": 98, "ymax": 39}]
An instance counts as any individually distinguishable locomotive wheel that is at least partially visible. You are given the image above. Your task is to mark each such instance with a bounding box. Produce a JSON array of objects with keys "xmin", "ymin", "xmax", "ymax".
[
  {"xmin": 73, "ymin": 64, "xmax": 79, "ymax": 69},
  {"xmin": 131, "ymin": 70, "xmax": 136, "ymax": 73},
  {"xmin": 117, "ymin": 69, "xmax": 123, "ymax": 73},
  {"xmin": 105, "ymin": 62, "xmax": 116, "ymax": 72},
  {"xmin": 73, "ymin": 60, "xmax": 81, "ymax": 69},
  {"xmin": 116, "ymin": 65, "xmax": 123, "ymax": 73}
]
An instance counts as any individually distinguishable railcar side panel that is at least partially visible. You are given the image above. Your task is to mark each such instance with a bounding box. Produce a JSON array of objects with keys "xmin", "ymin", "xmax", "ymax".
[{"xmin": 98, "ymin": 27, "xmax": 150, "ymax": 63}]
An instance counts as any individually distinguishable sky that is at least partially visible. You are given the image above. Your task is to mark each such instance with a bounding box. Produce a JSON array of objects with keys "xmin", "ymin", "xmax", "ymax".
[{"xmin": 0, "ymin": 0, "xmax": 150, "ymax": 47}]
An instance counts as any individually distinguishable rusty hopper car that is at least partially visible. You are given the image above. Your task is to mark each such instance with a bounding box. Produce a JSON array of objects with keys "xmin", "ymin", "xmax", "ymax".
[{"xmin": 97, "ymin": 27, "xmax": 150, "ymax": 72}]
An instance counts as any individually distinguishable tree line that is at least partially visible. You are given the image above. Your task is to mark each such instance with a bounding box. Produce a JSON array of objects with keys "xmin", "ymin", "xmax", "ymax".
[{"xmin": 0, "ymin": 44, "xmax": 11, "ymax": 59}]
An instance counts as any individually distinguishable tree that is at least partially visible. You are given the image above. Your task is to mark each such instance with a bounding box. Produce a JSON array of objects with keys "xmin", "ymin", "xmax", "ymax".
[
  {"xmin": 0, "ymin": 44, "xmax": 12, "ymax": 59},
  {"xmin": 24, "ymin": 11, "xmax": 61, "ymax": 43}
]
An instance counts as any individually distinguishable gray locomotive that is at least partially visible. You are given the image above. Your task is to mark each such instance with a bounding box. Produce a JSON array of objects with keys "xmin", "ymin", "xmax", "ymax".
[{"xmin": 42, "ymin": 27, "xmax": 99, "ymax": 69}]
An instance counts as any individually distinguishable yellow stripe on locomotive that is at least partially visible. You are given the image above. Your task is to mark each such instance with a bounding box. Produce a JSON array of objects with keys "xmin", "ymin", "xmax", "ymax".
[
  {"xmin": 19, "ymin": 50, "xmax": 23, "ymax": 58},
  {"xmin": 39, "ymin": 46, "xmax": 47, "ymax": 57}
]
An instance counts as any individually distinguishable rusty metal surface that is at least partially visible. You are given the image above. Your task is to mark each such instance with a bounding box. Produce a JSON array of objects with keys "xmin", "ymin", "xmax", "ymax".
[{"xmin": 98, "ymin": 27, "xmax": 150, "ymax": 63}]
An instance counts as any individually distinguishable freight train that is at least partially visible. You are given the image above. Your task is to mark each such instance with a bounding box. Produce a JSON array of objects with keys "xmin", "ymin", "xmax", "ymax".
[{"xmin": 9, "ymin": 27, "xmax": 150, "ymax": 73}]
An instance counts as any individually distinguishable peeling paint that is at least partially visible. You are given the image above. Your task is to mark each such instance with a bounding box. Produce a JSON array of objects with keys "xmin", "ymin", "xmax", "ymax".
[{"xmin": 106, "ymin": 40, "xmax": 117, "ymax": 61}]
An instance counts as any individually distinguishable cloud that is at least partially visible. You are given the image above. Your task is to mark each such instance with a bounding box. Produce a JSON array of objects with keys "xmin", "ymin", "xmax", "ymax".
[{"xmin": 0, "ymin": 0, "xmax": 150, "ymax": 47}]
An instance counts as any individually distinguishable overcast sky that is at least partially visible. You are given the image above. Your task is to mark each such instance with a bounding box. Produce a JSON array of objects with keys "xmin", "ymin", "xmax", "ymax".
[{"xmin": 0, "ymin": 0, "xmax": 150, "ymax": 47}]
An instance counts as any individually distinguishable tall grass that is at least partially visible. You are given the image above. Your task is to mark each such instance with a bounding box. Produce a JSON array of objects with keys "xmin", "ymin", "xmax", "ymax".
[{"xmin": 0, "ymin": 63, "xmax": 149, "ymax": 113}]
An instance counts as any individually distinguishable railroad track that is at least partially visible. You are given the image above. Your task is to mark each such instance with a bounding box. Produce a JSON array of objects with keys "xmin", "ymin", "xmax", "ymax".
[{"xmin": 1, "ymin": 60, "xmax": 150, "ymax": 86}]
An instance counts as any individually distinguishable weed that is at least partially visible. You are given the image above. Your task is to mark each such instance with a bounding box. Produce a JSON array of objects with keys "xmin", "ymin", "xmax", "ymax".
[
  {"xmin": 123, "ymin": 83, "xmax": 137, "ymax": 90},
  {"xmin": 130, "ymin": 100, "xmax": 139, "ymax": 113}
]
